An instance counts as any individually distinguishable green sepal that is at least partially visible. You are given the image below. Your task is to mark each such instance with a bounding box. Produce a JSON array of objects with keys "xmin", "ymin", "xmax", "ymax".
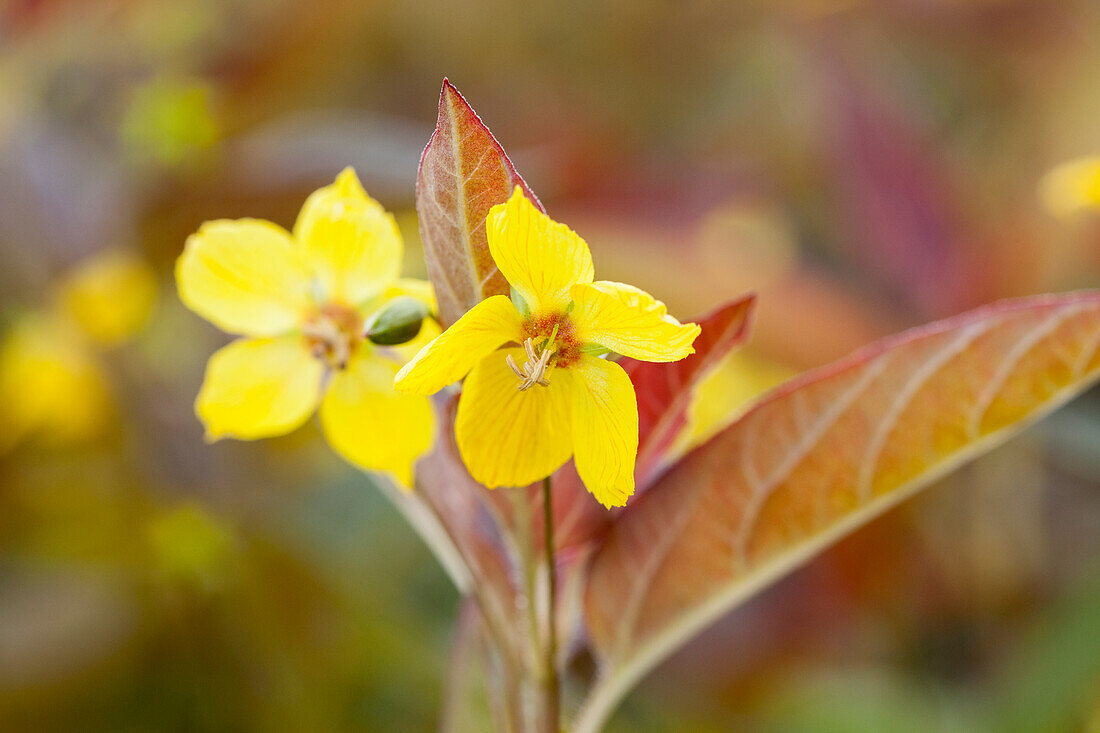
[
  {"xmin": 511, "ymin": 287, "xmax": 531, "ymax": 318},
  {"xmin": 580, "ymin": 343, "xmax": 612, "ymax": 357}
]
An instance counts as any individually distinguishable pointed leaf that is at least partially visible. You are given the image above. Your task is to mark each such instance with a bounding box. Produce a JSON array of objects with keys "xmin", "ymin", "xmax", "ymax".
[
  {"xmin": 416, "ymin": 79, "xmax": 543, "ymax": 327},
  {"xmin": 579, "ymin": 292, "xmax": 1100, "ymax": 729},
  {"xmin": 626, "ymin": 293, "xmax": 758, "ymax": 485}
]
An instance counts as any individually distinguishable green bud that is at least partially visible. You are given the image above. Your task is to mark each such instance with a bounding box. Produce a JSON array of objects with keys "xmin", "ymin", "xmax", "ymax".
[{"xmin": 365, "ymin": 296, "xmax": 431, "ymax": 346}]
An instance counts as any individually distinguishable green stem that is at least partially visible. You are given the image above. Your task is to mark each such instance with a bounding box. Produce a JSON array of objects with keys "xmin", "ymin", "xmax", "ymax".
[
  {"xmin": 509, "ymin": 488, "xmax": 545, "ymax": 733},
  {"xmin": 542, "ymin": 475, "xmax": 560, "ymax": 732}
]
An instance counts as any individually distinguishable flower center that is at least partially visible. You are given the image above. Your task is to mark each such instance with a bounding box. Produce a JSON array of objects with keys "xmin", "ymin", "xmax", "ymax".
[
  {"xmin": 507, "ymin": 333, "xmax": 556, "ymax": 390},
  {"xmin": 509, "ymin": 313, "xmax": 582, "ymax": 390},
  {"xmin": 302, "ymin": 303, "xmax": 364, "ymax": 370}
]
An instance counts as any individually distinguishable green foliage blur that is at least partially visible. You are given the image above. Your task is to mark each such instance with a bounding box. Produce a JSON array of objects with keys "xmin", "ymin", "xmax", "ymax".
[{"xmin": 1, "ymin": 1, "xmax": 1099, "ymax": 730}]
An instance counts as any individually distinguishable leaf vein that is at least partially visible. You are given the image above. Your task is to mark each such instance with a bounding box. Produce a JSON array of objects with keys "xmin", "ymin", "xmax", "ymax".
[
  {"xmin": 967, "ymin": 308, "xmax": 1081, "ymax": 439},
  {"xmin": 1072, "ymin": 323, "xmax": 1100, "ymax": 379},
  {"xmin": 857, "ymin": 321, "xmax": 989, "ymax": 502},
  {"xmin": 733, "ymin": 353, "xmax": 893, "ymax": 565}
]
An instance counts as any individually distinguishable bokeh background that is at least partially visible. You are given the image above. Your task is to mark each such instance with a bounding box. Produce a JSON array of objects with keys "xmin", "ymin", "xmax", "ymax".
[{"xmin": 2, "ymin": 1, "xmax": 1100, "ymax": 730}]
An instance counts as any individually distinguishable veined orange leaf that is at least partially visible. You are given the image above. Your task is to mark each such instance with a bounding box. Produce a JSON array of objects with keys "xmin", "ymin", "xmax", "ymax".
[
  {"xmin": 417, "ymin": 79, "xmax": 543, "ymax": 327},
  {"xmin": 578, "ymin": 291, "xmax": 1100, "ymax": 731}
]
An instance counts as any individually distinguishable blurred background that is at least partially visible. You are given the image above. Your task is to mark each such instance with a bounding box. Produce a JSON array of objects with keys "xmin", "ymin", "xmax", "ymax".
[{"xmin": 2, "ymin": 0, "xmax": 1100, "ymax": 730}]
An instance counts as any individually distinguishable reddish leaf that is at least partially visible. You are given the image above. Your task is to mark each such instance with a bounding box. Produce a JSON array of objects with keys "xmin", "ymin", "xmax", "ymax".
[
  {"xmin": 626, "ymin": 293, "xmax": 757, "ymax": 485},
  {"xmin": 414, "ymin": 397, "xmax": 527, "ymax": 667},
  {"xmin": 577, "ymin": 292, "xmax": 1100, "ymax": 731},
  {"xmin": 416, "ymin": 398, "xmax": 568, "ymax": 726},
  {"xmin": 440, "ymin": 601, "xmax": 517, "ymax": 733},
  {"xmin": 416, "ymin": 79, "xmax": 543, "ymax": 327},
  {"xmin": 834, "ymin": 82, "xmax": 966, "ymax": 313}
]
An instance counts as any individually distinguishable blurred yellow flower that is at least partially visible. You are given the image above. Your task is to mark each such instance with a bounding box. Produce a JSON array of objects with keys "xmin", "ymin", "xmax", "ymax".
[
  {"xmin": 0, "ymin": 314, "xmax": 112, "ymax": 453},
  {"xmin": 676, "ymin": 351, "xmax": 795, "ymax": 454},
  {"xmin": 0, "ymin": 249, "xmax": 157, "ymax": 453},
  {"xmin": 1039, "ymin": 155, "xmax": 1100, "ymax": 217},
  {"xmin": 395, "ymin": 188, "xmax": 699, "ymax": 508},
  {"xmin": 56, "ymin": 248, "xmax": 158, "ymax": 346},
  {"xmin": 177, "ymin": 167, "xmax": 436, "ymax": 485}
]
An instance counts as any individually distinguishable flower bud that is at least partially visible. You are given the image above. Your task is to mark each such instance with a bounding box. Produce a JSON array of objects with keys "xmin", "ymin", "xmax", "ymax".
[{"xmin": 365, "ymin": 296, "xmax": 431, "ymax": 346}]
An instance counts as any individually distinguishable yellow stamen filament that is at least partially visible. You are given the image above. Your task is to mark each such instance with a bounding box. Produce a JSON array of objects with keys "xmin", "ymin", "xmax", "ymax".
[
  {"xmin": 508, "ymin": 322, "xmax": 560, "ymax": 391},
  {"xmin": 507, "ymin": 337, "xmax": 554, "ymax": 390}
]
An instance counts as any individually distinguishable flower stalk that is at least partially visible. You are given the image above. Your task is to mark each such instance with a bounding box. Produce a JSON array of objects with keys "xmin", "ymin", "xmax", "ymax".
[{"xmin": 541, "ymin": 475, "xmax": 560, "ymax": 732}]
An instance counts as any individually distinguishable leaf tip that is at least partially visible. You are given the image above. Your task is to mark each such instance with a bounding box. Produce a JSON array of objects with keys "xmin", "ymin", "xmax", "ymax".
[
  {"xmin": 438, "ymin": 77, "xmax": 468, "ymax": 115},
  {"xmin": 739, "ymin": 291, "xmax": 759, "ymax": 335}
]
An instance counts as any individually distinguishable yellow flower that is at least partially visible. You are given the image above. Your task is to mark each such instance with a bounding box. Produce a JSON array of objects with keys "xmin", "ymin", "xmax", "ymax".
[
  {"xmin": 0, "ymin": 249, "xmax": 157, "ymax": 454},
  {"xmin": 176, "ymin": 167, "xmax": 436, "ymax": 485},
  {"xmin": 394, "ymin": 188, "xmax": 700, "ymax": 508}
]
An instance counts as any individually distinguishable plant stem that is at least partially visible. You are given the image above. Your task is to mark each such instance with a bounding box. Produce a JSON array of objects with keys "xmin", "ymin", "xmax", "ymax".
[{"xmin": 542, "ymin": 475, "xmax": 560, "ymax": 732}]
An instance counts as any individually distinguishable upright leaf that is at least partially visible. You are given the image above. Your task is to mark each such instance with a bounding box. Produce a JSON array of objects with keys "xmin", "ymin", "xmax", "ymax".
[
  {"xmin": 578, "ymin": 292, "xmax": 1100, "ymax": 731},
  {"xmin": 828, "ymin": 70, "xmax": 969, "ymax": 316},
  {"xmin": 417, "ymin": 399, "xmax": 567, "ymax": 730},
  {"xmin": 416, "ymin": 79, "xmax": 543, "ymax": 327},
  {"xmin": 415, "ymin": 398, "xmax": 526, "ymax": 665},
  {"xmin": 440, "ymin": 601, "xmax": 518, "ymax": 733}
]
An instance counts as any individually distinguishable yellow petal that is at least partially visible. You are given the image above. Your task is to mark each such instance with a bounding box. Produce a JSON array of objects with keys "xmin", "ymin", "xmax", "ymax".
[
  {"xmin": 177, "ymin": 219, "xmax": 309, "ymax": 336},
  {"xmin": 196, "ymin": 336, "xmax": 322, "ymax": 440},
  {"xmin": 455, "ymin": 349, "xmax": 574, "ymax": 488},
  {"xmin": 487, "ymin": 187, "xmax": 594, "ymax": 314},
  {"xmin": 56, "ymin": 248, "xmax": 158, "ymax": 346},
  {"xmin": 382, "ymin": 277, "xmax": 437, "ymax": 312},
  {"xmin": 1039, "ymin": 156, "xmax": 1100, "ymax": 218},
  {"xmin": 567, "ymin": 356, "xmax": 639, "ymax": 508},
  {"xmin": 320, "ymin": 352, "xmax": 435, "ymax": 487},
  {"xmin": 393, "ymin": 295, "xmax": 523, "ymax": 395},
  {"xmin": 294, "ymin": 167, "xmax": 402, "ymax": 305},
  {"xmin": 571, "ymin": 281, "xmax": 700, "ymax": 362}
]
